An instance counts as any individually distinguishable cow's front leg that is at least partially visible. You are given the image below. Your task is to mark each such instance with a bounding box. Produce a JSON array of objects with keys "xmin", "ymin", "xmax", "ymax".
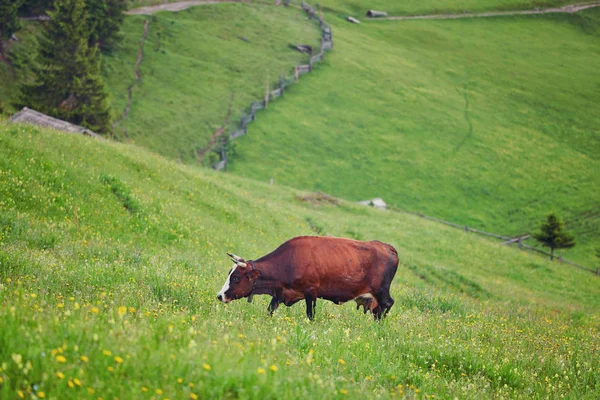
[
  {"xmin": 305, "ymin": 295, "xmax": 317, "ymax": 321},
  {"xmin": 267, "ymin": 296, "xmax": 280, "ymax": 316}
]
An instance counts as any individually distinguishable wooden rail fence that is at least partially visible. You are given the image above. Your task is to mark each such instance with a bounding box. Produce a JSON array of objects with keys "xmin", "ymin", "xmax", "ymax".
[
  {"xmin": 391, "ymin": 207, "xmax": 598, "ymax": 275},
  {"xmin": 212, "ymin": 1, "xmax": 333, "ymax": 170}
]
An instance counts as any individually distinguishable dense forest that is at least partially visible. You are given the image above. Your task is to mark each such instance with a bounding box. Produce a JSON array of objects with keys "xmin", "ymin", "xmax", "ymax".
[{"xmin": 0, "ymin": 0, "xmax": 126, "ymax": 132}]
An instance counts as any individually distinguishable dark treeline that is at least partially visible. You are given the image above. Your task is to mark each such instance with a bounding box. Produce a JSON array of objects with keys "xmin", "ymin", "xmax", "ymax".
[{"xmin": 1, "ymin": 0, "xmax": 127, "ymax": 133}]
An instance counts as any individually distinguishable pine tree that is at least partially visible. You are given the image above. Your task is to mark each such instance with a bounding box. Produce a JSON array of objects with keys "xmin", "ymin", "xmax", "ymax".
[
  {"xmin": 17, "ymin": 0, "xmax": 54, "ymax": 17},
  {"xmin": 533, "ymin": 212, "xmax": 576, "ymax": 260},
  {"xmin": 87, "ymin": 0, "xmax": 126, "ymax": 52},
  {"xmin": 21, "ymin": 0, "xmax": 111, "ymax": 133},
  {"xmin": 0, "ymin": 0, "xmax": 23, "ymax": 58}
]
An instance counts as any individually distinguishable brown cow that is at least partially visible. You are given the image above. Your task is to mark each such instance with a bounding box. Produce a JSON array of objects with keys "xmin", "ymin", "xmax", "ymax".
[{"xmin": 216, "ymin": 236, "xmax": 399, "ymax": 320}]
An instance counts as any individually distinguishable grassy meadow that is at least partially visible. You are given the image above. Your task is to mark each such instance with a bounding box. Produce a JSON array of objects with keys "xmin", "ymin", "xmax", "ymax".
[
  {"xmin": 124, "ymin": 0, "xmax": 578, "ymax": 15},
  {"xmin": 317, "ymin": 0, "xmax": 579, "ymax": 16},
  {"xmin": 102, "ymin": 3, "xmax": 321, "ymax": 163},
  {"xmin": 1, "ymin": 123, "xmax": 600, "ymax": 399},
  {"xmin": 228, "ymin": 9, "xmax": 600, "ymax": 266},
  {"xmin": 2, "ymin": 2, "xmax": 597, "ymax": 266}
]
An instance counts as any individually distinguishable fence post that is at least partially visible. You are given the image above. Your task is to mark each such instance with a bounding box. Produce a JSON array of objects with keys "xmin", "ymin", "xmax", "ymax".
[
  {"xmin": 264, "ymin": 70, "xmax": 270, "ymax": 108},
  {"xmin": 464, "ymin": 225, "xmax": 469, "ymax": 232},
  {"xmin": 558, "ymin": 255, "xmax": 563, "ymax": 263},
  {"xmin": 295, "ymin": 66, "xmax": 299, "ymax": 81},
  {"xmin": 597, "ymin": 268, "xmax": 599, "ymax": 276}
]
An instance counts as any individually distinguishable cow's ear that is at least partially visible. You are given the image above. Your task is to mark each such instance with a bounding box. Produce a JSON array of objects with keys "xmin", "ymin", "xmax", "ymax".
[{"xmin": 248, "ymin": 269, "xmax": 261, "ymax": 281}]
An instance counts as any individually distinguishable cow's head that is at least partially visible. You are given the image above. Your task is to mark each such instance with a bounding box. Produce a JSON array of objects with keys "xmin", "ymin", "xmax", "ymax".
[{"xmin": 216, "ymin": 253, "xmax": 261, "ymax": 303}]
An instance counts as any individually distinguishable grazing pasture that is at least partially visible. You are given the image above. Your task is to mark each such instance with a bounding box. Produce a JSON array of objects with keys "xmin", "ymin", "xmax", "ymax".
[
  {"xmin": 228, "ymin": 9, "xmax": 600, "ymax": 266},
  {"xmin": 1, "ymin": 123, "xmax": 599, "ymax": 399},
  {"xmin": 102, "ymin": 3, "xmax": 321, "ymax": 163},
  {"xmin": 318, "ymin": 0, "xmax": 585, "ymax": 16}
]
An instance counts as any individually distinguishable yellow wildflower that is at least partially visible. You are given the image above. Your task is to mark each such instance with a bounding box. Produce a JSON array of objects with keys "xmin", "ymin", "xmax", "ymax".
[
  {"xmin": 37, "ymin": 392, "xmax": 46, "ymax": 398},
  {"xmin": 107, "ymin": 366, "xmax": 114, "ymax": 372},
  {"xmin": 338, "ymin": 359, "xmax": 346, "ymax": 365},
  {"xmin": 177, "ymin": 378, "xmax": 183, "ymax": 384},
  {"xmin": 118, "ymin": 306, "xmax": 127, "ymax": 316},
  {"xmin": 80, "ymin": 355, "xmax": 89, "ymax": 363},
  {"xmin": 156, "ymin": 388, "xmax": 163, "ymax": 395},
  {"xmin": 73, "ymin": 378, "xmax": 82, "ymax": 387},
  {"xmin": 270, "ymin": 365, "xmax": 278, "ymax": 372},
  {"xmin": 87, "ymin": 388, "xmax": 95, "ymax": 394},
  {"xmin": 340, "ymin": 389, "xmax": 348, "ymax": 395},
  {"xmin": 102, "ymin": 350, "xmax": 112, "ymax": 356},
  {"xmin": 91, "ymin": 307, "xmax": 99, "ymax": 314},
  {"xmin": 56, "ymin": 355, "xmax": 67, "ymax": 363},
  {"xmin": 114, "ymin": 356, "xmax": 124, "ymax": 364},
  {"xmin": 202, "ymin": 363, "xmax": 211, "ymax": 371},
  {"xmin": 56, "ymin": 371, "xmax": 65, "ymax": 379},
  {"xmin": 68, "ymin": 380, "xmax": 75, "ymax": 388},
  {"xmin": 257, "ymin": 368, "xmax": 266, "ymax": 374},
  {"xmin": 17, "ymin": 391, "xmax": 25, "ymax": 399},
  {"xmin": 141, "ymin": 387, "xmax": 148, "ymax": 392},
  {"xmin": 190, "ymin": 393, "xmax": 198, "ymax": 400}
]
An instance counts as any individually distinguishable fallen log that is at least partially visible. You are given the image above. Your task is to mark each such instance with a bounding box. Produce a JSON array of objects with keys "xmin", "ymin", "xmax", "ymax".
[
  {"xmin": 366, "ymin": 10, "xmax": 388, "ymax": 17},
  {"xmin": 289, "ymin": 44, "xmax": 313, "ymax": 54}
]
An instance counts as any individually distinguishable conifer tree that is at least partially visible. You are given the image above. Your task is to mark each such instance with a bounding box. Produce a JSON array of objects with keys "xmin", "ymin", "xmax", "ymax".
[
  {"xmin": 21, "ymin": 0, "xmax": 110, "ymax": 133},
  {"xmin": 18, "ymin": 0, "xmax": 53, "ymax": 17},
  {"xmin": 87, "ymin": 0, "xmax": 126, "ymax": 52},
  {"xmin": 533, "ymin": 212, "xmax": 575, "ymax": 260},
  {"xmin": 0, "ymin": 0, "xmax": 23, "ymax": 58}
]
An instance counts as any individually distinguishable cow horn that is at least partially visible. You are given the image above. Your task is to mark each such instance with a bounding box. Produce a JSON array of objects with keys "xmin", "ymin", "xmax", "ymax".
[
  {"xmin": 227, "ymin": 252, "xmax": 247, "ymax": 268},
  {"xmin": 227, "ymin": 252, "xmax": 244, "ymax": 262}
]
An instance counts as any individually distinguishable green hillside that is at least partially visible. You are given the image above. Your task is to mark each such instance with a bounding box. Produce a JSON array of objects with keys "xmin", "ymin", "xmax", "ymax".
[
  {"xmin": 1, "ymin": 122, "xmax": 600, "ymax": 399},
  {"xmin": 127, "ymin": 0, "xmax": 578, "ymax": 15},
  {"xmin": 318, "ymin": 0, "xmax": 578, "ymax": 15},
  {"xmin": 103, "ymin": 3, "xmax": 321, "ymax": 163},
  {"xmin": 228, "ymin": 9, "xmax": 600, "ymax": 266}
]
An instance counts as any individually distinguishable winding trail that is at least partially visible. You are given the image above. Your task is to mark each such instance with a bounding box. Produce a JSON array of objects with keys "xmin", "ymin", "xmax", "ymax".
[
  {"xmin": 125, "ymin": 0, "xmax": 245, "ymax": 15},
  {"xmin": 112, "ymin": 19, "xmax": 150, "ymax": 136},
  {"xmin": 371, "ymin": 2, "xmax": 600, "ymax": 21}
]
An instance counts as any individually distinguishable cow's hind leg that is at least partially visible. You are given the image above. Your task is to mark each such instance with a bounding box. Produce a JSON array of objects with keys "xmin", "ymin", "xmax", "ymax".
[{"xmin": 374, "ymin": 290, "xmax": 395, "ymax": 320}]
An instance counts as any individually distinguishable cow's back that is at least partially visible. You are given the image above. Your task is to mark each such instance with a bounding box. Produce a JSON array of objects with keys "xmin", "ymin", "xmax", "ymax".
[{"xmin": 262, "ymin": 236, "xmax": 397, "ymax": 298}]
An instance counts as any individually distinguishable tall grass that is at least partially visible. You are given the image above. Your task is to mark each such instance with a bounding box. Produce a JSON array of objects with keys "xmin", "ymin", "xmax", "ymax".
[{"xmin": 1, "ymin": 123, "xmax": 599, "ymax": 399}]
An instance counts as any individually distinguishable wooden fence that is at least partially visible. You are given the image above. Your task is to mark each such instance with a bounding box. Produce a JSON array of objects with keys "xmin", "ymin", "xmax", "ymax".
[
  {"xmin": 212, "ymin": 1, "xmax": 333, "ymax": 170},
  {"xmin": 392, "ymin": 206, "xmax": 598, "ymax": 275}
]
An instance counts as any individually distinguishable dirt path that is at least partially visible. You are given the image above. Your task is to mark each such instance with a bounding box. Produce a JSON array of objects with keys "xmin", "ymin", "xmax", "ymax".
[
  {"xmin": 125, "ymin": 0, "xmax": 245, "ymax": 15},
  {"xmin": 112, "ymin": 19, "xmax": 150, "ymax": 136},
  {"xmin": 373, "ymin": 2, "xmax": 600, "ymax": 21}
]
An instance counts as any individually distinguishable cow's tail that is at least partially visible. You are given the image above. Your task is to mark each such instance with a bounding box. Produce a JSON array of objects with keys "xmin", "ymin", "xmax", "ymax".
[
  {"xmin": 384, "ymin": 244, "xmax": 400, "ymax": 280},
  {"xmin": 388, "ymin": 244, "xmax": 399, "ymax": 266}
]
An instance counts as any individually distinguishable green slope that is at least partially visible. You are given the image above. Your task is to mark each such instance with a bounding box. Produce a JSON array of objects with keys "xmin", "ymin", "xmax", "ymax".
[
  {"xmin": 228, "ymin": 10, "xmax": 600, "ymax": 266},
  {"xmin": 103, "ymin": 3, "xmax": 321, "ymax": 163},
  {"xmin": 126, "ymin": 0, "xmax": 578, "ymax": 15},
  {"xmin": 319, "ymin": 0, "xmax": 579, "ymax": 16},
  {"xmin": 1, "ymin": 122, "xmax": 599, "ymax": 399}
]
